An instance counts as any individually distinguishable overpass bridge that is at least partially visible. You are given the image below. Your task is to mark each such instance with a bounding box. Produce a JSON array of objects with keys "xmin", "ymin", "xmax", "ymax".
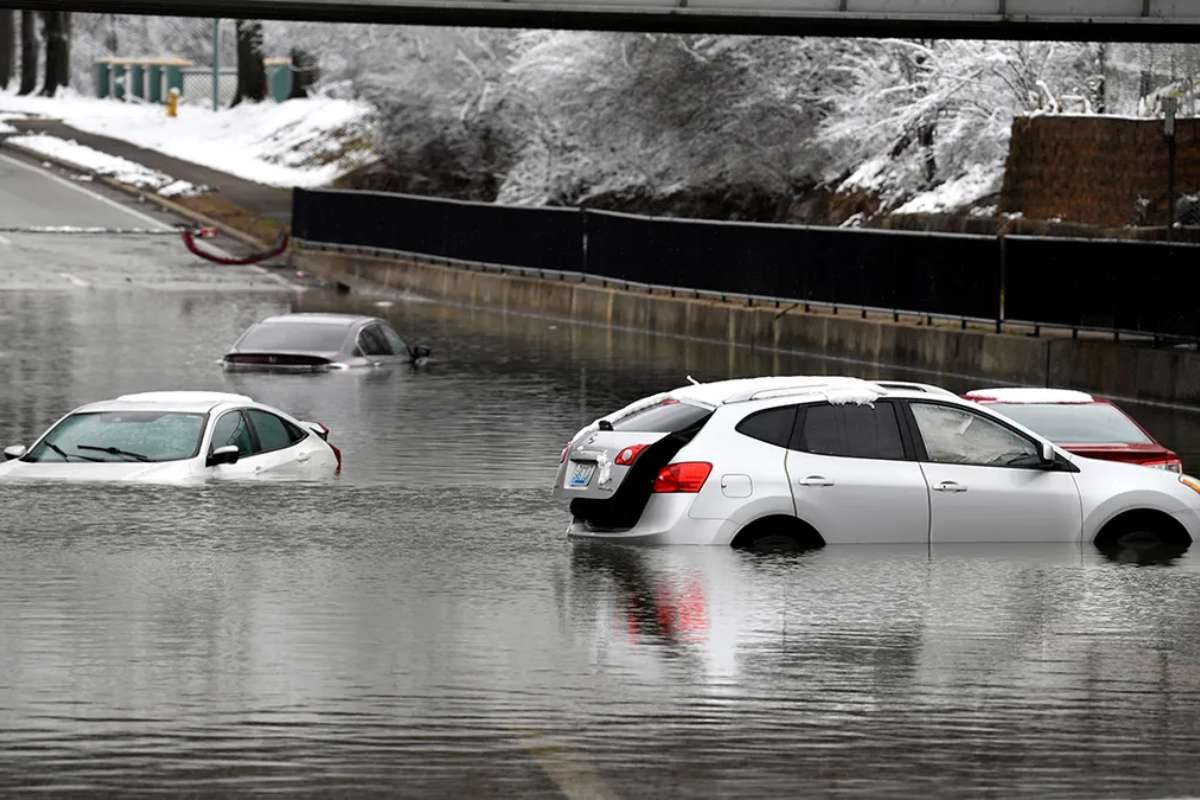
[{"xmin": 12, "ymin": 0, "xmax": 1200, "ymax": 41}]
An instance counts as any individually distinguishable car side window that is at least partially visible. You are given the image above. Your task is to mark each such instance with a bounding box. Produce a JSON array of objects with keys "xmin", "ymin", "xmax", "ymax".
[
  {"xmin": 381, "ymin": 324, "xmax": 409, "ymax": 357},
  {"xmin": 911, "ymin": 403, "xmax": 1040, "ymax": 468},
  {"xmin": 210, "ymin": 411, "xmax": 253, "ymax": 457},
  {"xmin": 735, "ymin": 406, "xmax": 797, "ymax": 448},
  {"xmin": 246, "ymin": 410, "xmax": 298, "ymax": 454},
  {"xmin": 794, "ymin": 402, "xmax": 905, "ymax": 460},
  {"xmin": 358, "ymin": 326, "xmax": 392, "ymax": 357}
]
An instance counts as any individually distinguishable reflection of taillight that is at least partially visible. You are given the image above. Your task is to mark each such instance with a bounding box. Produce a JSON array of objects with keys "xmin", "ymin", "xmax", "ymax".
[
  {"xmin": 615, "ymin": 444, "xmax": 649, "ymax": 466},
  {"xmin": 653, "ymin": 462, "xmax": 712, "ymax": 493},
  {"xmin": 1146, "ymin": 459, "xmax": 1184, "ymax": 473}
]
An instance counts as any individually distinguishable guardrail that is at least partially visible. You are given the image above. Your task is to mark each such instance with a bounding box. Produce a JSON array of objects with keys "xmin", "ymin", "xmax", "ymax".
[{"xmin": 293, "ymin": 188, "xmax": 1200, "ymax": 342}]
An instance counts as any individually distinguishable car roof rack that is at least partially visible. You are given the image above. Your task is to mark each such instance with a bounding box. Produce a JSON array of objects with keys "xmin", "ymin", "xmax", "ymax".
[{"xmin": 874, "ymin": 381, "xmax": 958, "ymax": 398}]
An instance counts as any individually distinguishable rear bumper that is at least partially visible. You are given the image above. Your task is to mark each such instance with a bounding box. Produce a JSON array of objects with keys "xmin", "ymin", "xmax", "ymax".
[{"xmin": 566, "ymin": 494, "xmax": 733, "ymax": 545}]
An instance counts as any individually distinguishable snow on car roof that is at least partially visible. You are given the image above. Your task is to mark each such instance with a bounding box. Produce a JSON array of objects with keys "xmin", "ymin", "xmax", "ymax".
[
  {"xmin": 260, "ymin": 313, "xmax": 370, "ymax": 327},
  {"xmin": 966, "ymin": 388, "xmax": 1096, "ymax": 404},
  {"xmin": 676, "ymin": 376, "xmax": 887, "ymax": 406}
]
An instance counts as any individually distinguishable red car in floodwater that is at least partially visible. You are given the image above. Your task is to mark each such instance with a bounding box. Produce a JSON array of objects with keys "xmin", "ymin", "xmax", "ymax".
[{"xmin": 965, "ymin": 388, "xmax": 1183, "ymax": 473}]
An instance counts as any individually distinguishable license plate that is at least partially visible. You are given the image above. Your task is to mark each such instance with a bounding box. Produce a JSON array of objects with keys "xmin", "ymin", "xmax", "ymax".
[{"xmin": 566, "ymin": 461, "xmax": 596, "ymax": 489}]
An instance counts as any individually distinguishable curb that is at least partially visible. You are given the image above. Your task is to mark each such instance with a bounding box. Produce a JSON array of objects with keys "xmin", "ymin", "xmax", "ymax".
[{"xmin": 0, "ymin": 137, "xmax": 273, "ymax": 251}]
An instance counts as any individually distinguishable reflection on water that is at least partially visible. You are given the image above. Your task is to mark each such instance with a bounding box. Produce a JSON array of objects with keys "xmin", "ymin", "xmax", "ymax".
[{"xmin": 2, "ymin": 278, "xmax": 1200, "ymax": 795}]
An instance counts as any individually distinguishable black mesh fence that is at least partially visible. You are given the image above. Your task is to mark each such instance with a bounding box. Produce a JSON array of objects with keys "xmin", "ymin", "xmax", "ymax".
[
  {"xmin": 1005, "ymin": 237, "xmax": 1200, "ymax": 338},
  {"xmin": 584, "ymin": 211, "xmax": 999, "ymax": 319},
  {"xmin": 293, "ymin": 188, "xmax": 584, "ymax": 271},
  {"xmin": 293, "ymin": 188, "xmax": 1200, "ymax": 340}
]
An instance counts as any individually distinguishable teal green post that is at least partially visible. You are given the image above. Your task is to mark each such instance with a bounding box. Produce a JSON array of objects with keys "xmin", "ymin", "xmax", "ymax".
[
  {"xmin": 268, "ymin": 63, "xmax": 292, "ymax": 102},
  {"xmin": 95, "ymin": 61, "xmax": 110, "ymax": 98},
  {"xmin": 147, "ymin": 64, "xmax": 163, "ymax": 103},
  {"xmin": 165, "ymin": 65, "xmax": 184, "ymax": 97},
  {"xmin": 130, "ymin": 63, "xmax": 145, "ymax": 100}
]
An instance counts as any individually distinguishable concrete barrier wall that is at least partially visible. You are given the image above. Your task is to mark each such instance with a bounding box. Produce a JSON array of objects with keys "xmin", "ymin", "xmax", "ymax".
[{"xmin": 292, "ymin": 245, "xmax": 1200, "ymax": 407}]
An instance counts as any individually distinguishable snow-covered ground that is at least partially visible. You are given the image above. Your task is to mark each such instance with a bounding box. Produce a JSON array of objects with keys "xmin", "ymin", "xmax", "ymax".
[
  {"xmin": 893, "ymin": 163, "xmax": 1006, "ymax": 216},
  {"xmin": 0, "ymin": 90, "xmax": 377, "ymax": 188},
  {"xmin": 8, "ymin": 134, "xmax": 204, "ymax": 196}
]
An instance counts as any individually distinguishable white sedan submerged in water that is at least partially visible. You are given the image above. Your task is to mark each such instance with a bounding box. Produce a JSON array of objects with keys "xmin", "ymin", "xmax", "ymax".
[
  {"xmin": 555, "ymin": 377, "xmax": 1200, "ymax": 550},
  {"xmin": 0, "ymin": 392, "xmax": 341, "ymax": 483}
]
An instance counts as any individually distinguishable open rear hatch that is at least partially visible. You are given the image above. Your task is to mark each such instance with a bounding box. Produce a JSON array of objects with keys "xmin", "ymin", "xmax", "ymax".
[{"xmin": 556, "ymin": 399, "xmax": 713, "ymax": 531}]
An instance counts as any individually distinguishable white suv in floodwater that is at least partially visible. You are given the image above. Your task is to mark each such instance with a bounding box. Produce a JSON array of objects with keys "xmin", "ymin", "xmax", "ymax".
[{"xmin": 554, "ymin": 377, "xmax": 1200, "ymax": 551}]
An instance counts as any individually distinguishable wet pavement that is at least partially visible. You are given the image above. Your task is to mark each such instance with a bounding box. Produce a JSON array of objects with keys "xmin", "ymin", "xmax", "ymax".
[{"xmin": 6, "ymin": 160, "xmax": 1200, "ymax": 796}]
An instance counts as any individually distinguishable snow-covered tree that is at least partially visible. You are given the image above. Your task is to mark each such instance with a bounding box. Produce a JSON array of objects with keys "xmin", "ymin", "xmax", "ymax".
[
  {"xmin": 819, "ymin": 39, "xmax": 1099, "ymax": 212},
  {"xmin": 500, "ymin": 31, "xmax": 840, "ymax": 209}
]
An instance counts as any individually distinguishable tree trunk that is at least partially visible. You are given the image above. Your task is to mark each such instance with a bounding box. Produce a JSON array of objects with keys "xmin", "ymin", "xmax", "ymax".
[
  {"xmin": 231, "ymin": 20, "xmax": 266, "ymax": 107},
  {"xmin": 39, "ymin": 11, "xmax": 67, "ymax": 96},
  {"xmin": 17, "ymin": 10, "xmax": 35, "ymax": 95},
  {"xmin": 0, "ymin": 11, "xmax": 14, "ymax": 90},
  {"xmin": 287, "ymin": 47, "xmax": 318, "ymax": 99}
]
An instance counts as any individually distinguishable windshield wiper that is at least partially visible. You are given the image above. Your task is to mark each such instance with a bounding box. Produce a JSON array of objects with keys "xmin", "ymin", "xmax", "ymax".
[
  {"xmin": 76, "ymin": 445, "xmax": 151, "ymax": 462},
  {"xmin": 44, "ymin": 441, "xmax": 102, "ymax": 462}
]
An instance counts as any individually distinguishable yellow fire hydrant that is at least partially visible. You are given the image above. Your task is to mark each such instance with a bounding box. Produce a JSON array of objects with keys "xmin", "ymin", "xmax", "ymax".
[{"xmin": 166, "ymin": 87, "xmax": 179, "ymax": 118}]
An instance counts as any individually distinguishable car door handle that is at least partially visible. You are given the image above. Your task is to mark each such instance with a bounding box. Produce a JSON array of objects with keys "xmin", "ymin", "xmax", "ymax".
[
  {"xmin": 933, "ymin": 481, "xmax": 968, "ymax": 494},
  {"xmin": 798, "ymin": 476, "xmax": 835, "ymax": 488},
  {"xmin": 297, "ymin": 453, "xmax": 311, "ymax": 463}
]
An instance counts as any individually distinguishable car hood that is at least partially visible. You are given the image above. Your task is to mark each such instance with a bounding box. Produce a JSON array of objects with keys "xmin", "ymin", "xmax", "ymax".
[{"xmin": 0, "ymin": 459, "xmax": 197, "ymax": 483}]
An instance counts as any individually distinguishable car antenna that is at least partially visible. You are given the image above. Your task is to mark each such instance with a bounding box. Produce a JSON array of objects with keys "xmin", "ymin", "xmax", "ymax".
[{"xmin": 686, "ymin": 375, "xmax": 701, "ymax": 386}]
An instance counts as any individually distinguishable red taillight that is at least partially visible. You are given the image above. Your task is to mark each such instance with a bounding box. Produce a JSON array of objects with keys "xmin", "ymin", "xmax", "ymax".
[
  {"xmin": 314, "ymin": 422, "xmax": 341, "ymax": 474},
  {"xmin": 652, "ymin": 462, "xmax": 712, "ymax": 493},
  {"xmin": 615, "ymin": 444, "xmax": 649, "ymax": 466},
  {"xmin": 560, "ymin": 442, "xmax": 571, "ymax": 463}
]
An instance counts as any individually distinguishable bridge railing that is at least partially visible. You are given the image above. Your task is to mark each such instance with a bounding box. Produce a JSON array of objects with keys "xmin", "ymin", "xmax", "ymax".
[{"xmin": 292, "ymin": 187, "xmax": 1200, "ymax": 342}]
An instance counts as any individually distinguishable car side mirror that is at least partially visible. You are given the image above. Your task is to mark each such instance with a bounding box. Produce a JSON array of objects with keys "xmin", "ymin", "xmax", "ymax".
[
  {"xmin": 408, "ymin": 344, "xmax": 432, "ymax": 363},
  {"xmin": 3, "ymin": 445, "xmax": 26, "ymax": 461},
  {"xmin": 207, "ymin": 445, "xmax": 240, "ymax": 467},
  {"xmin": 1040, "ymin": 441, "xmax": 1056, "ymax": 466}
]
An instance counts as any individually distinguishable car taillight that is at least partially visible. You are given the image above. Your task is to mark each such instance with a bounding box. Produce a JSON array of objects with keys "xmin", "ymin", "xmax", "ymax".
[
  {"xmin": 615, "ymin": 444, "xmax": 649, "ymax": 466},
  {"xmin": 560, "ymin": 442, "xmax": 571, "ymax": 463},
  {"xmin": 1147, "ymin": 459, "xmax": 1184, "ymax": 473},
  {"xmin": 313, "ymin": 422, "xmax": 342, "ymax": 473},
  {"xmin": 652, "ymin": 462, "xmax": 712, "ymax": 494}
]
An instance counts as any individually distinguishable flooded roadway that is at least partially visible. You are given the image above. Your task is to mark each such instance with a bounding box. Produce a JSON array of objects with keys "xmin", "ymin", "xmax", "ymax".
[{"xmin": 5, "ymin": 157, "xmax": 1200, "ymax": 796}]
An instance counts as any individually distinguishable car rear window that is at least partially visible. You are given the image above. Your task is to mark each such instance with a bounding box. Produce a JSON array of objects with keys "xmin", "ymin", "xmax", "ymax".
[
  {"xmin": 237, "ymin": 323, "xmax": 350, "ymax": 353},
  {"xmin": 797, "ymin": 402, "xmax": 906, "ymax": 460},
  {"xmin": 986, "ymin": 402, "xmax": 1153, "ymax": 444},
  {"xmin": 736, "ymin": 406, "xmax": 797, "ymax": 448},
  {"xmin": 612, "ymin": 400, "xmax": 711, "ymax": 433}
]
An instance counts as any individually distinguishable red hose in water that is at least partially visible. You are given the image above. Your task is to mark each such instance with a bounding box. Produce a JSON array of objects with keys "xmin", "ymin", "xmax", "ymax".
[{"xmin": 181, "ymin": 227, "xmax": 289, "ymax": 265}]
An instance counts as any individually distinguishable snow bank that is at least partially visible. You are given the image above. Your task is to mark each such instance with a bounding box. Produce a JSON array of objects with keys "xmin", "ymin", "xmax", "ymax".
[
  {"xmin": 893, "ymin": 163, "xmax": 1005, "ymax": 216},
  {"xmin": 0, "ymin": 89, "xmax": 376, "ymax": 189},
  {"xmin": 8, "ymin": 134, "xmax": 206, "ymax": 197}
]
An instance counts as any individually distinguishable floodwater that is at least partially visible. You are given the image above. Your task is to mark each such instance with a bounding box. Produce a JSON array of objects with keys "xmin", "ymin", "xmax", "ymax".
[{"xmin": 4, "ymin": 245, "xmax": 1200, "ymax": 796}]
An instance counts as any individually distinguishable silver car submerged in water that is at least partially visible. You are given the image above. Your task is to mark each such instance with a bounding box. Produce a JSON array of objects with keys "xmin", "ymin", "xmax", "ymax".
[{"xmin": 223, "ymin": 313, "xmax": 430, "ymax": 372}]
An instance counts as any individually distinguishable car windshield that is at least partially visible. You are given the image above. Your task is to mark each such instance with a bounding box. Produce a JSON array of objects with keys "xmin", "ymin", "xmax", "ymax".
[
  {"xmin": 613, "ymin": 400, "xmax": 712, "ymax": 433},
  {"xmin": 25, "ymin": 412, "xmax": 207, "ymax": 463},
  {"xmin": 236, "ymin": 322, "xmax": 350, "ymax": 353},
  {"xmin": 987, "ymin": 402, "xmax": 1153, "ymax": 445}
]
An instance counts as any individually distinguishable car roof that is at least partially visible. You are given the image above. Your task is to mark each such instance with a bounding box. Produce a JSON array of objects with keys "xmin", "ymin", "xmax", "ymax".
[
  {"xmin": 966, "ymin": 388, "xmax": 1097, "ymax": 405},
  {"xmin": 75, "ymin": 391, "xmax": 256, "ymax": 414},
  {"xmin": 258, "ymin": 313, "xmax": 377, "ymax": 328},
  {"xmin": 655, "ymin": 376, "xmax": 957, "ymax": 409}
]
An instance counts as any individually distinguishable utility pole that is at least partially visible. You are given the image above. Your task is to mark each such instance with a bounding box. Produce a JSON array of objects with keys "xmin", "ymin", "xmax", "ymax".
[
  {"xmin": 1165, "ymin": 96, "xmax": 1178, "ymax": 241},
  {"xmin": 211, "ymin": 18, "xmax": 219, "ymax": 111}
]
